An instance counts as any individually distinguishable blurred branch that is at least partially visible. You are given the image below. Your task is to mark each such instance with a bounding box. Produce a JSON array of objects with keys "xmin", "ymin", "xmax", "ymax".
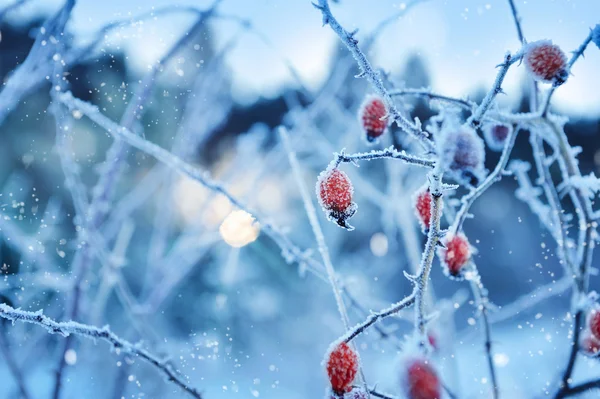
[
  {"xmin": 0, "ymin": 303, "xmax": 204, "ymax": 399},
  {"xmin": 0, "ymin": 0, "xmax": 29, "ymax": 23},
  {"xmin": 390, "ymin": 88, "xmax": 475, "ymax": 110},
  {"xmin": 0, "ymin": 326, "xmax": 30, "ymax": 399}
]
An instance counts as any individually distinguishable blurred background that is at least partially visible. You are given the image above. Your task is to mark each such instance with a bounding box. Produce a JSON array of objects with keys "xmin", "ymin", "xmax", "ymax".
[{"xmin": 0, "ymin": 0, "xmax": 599, "ymax": 398}]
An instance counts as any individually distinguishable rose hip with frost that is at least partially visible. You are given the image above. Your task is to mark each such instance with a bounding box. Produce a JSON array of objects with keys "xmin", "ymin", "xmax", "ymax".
[
  {"xmin": 325, "ymin": 342, "xmax": 359, "ymax": 395},
  {"xmin": 316, "ymin": 168, "xmax": 358, "ymax": 230},
  {"xmin": 358, "ymin": 95, "xmax": 388, "ymax": 143},
  {"xmin": 524, "ymin": 40, "xmax": 568, "ymax": 86}
]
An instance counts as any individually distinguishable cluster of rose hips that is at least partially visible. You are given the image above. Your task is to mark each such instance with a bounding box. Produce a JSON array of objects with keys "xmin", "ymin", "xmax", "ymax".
[
  {"xmin": 317, "ymin": 39, "xmax": 572, "ymax": 398},
  {"xmin": 325, "ymin": 342, "xmax": 441, "ymax": 399}
]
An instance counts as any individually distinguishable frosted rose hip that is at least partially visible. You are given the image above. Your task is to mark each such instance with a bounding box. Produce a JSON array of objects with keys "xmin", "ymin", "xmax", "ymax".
[
  {"xmin": 524, "ymin": 40, "xmax": 568, "ymax": 86},
  {"xmin": 358, "ymin": 95, "xmax": 388, "ymax": 143},
  {"xmin": 325, "ymin": 342, "xmax": 359, "ymax": 394},
  {"xmin": 589, "ymin": 309, "xmax": 600, "ymax": 340},
  {"xmin": 438, "ymin": 234, "xmax": 471, "ymax": 278},
  {"xmin": 317, "ymin": 168, "xmax": 358, "ymax": 230},
  {"xmin": 413, "ymin": 186, "xmax": 433, "ymax": 232},
  {"xmin": 580, "ymin": 331, "xmax": 600, "ymax": 357},
  {"xmin": 438, "ymin": 125, "xmax": 486, "ymax": 186},
  {"xmin": 401, "ymin": 358, "xmax": 441, "ymax": 399}
]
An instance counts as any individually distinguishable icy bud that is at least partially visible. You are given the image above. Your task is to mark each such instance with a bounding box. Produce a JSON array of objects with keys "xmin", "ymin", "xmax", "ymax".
[
  {"xmin": 317, "ymin": 168, "xmax": 358, "ymax": 230},
  {"xmin": 524, "ymin": 40, "xmax": 568, "ymax": 86},
  {"xmin": 482, "ymin": 122, "xmax": 512, "ymax": 152},
  {"xmin": 438, "ymin": 124, "xmax": 486, "ymax": 186}
]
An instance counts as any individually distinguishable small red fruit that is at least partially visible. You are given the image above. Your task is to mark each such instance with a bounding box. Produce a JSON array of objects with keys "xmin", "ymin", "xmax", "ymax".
[
  {"xmin": 439, "ymin": 234, "xmax": 471, "ymax": 278},
  {"xmin": 524, "ymin": 40, "xmax": 568, "ymax": 86},
  {"xmin": 580, "ymin": 331, "xmax": 600, "ymax": 357},
  {"xmin": 358, "ymin": 95, "xmax": 388, "ymax": 143},
  {"xmin": 588, "ymin": 308, "xmax": 600, "ymax": 340},
  {"xmin": 413, "ymin": 186, "xmax": 433, "ymax": 232},
  {"xmin": 317, "ymin": 168, "xmax": 358, "ymax": 230},
  {"xmin": 325, "ymin": 342, "xmax": 359, "ymax": 395},
  {"xmin": 482, "ymin": 122, "xmax": 513, "ymax": 152},
  {"xmin": 401, "ymin": 358, "xmax": 441, "ymax": 399}
]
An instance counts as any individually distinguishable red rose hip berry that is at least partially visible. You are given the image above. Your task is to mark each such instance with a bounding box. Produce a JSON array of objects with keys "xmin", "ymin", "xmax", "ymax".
[
  {"xmin": 438, "ymin": 234, "xmax": 471, "ymax": 278},
  {"xmin": 401, "ymin": 358, "xmax": 441, "ymax": 399},
  {"xmin": 317, "ymin": 168, "xmax": 358, "ymax": 230},
  {"xmin": 580, "ymin": 331, "xmax": 600, "ymax": 357},
  {"xmin": 325, "ymin": 342, "xmax": 359, "ymax": 395},
  {"xmin": 524, "ymin": 40, "xmax": 568, "ymax": 86},
  {"xmin": 413, "ymin": 186, "xmax": 440, "ymax": 233},
  {"xmin": 588, "ymin": 309, "xmax": 600, "ymax": 340},
  {"xmin": 358, "ymin": 95, "xmax": 388, "ymax": 143}
]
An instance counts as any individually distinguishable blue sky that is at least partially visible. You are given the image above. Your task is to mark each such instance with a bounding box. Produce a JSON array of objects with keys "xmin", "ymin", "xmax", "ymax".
[{"xmin": 12, "ymin": 0, "xmax": 600, "ymax": 115}]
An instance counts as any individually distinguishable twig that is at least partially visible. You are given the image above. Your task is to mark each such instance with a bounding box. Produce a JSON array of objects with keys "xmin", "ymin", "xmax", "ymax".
[
  {"xmin": 0, "ymin": 304, "xmax": 203, "ymax": 399},
  {"xmin": 389, "ymin": 88, "xmax": 475, "ymax": 110},
  {"xmin": 311, "ymin": 0, "xmax": 435, "ymax": 152},
  {"xmin": 279, "ymin": 127, "xmax": 370, "ymax": 392},
  {"xmin": 468, "ymin": 267, "xmax": 499, "ymax": 399},
  {"xmin": 334, "ymin": 146, "xmax": 436, "ymax": 169},
  {"xmin": 468, "ymin": 52, "xmax": 522, "ymax": 128}
]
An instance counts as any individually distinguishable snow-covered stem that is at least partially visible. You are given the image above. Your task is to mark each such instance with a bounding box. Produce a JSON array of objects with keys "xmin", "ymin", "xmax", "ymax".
[
  {"xmin": 540, "ymin": 31, "xmax": 594, "ymax": 116},
  {"xmin": 279, "ymin": 126, "xmax": 370, "ymax": 394},
  {"xmin": 279, "ymin": 127, "xmax": 351, "ymax": 327},
  {"xmin": 451, "ymin": 126, "xmax": 518, "ymax": 234},
  {"xmin": 334, "ymin": 147, "xmax": 436, "ymax": 169},
  {"xmin": 311, "ymin": 0, "xmax": 435, "ymax": 152},
  {"xmin": 468, "ymin": 52, "xmax": 522, "ymax": 128},
  {"xmin": 528, "ymin": 134, "xmax": 574, "ymax": 273},
  {"xmin": 57, "ymin": 91, "xmax": 332, "ymax": 282},
  {"xmin": 489, "ymin": 275, "xmax": 573, "ymax": 324},
  {"xmin": 343, "ymin": 290, "xmax": 416, "ymax": 344},
  {"xmin": 413, "ymin": 170, "xmax": 444, "ymax": 346},
  {"xmin": 389, "ymin": 88, "xmax": 475, "ymax": 110},
  {"xmin": 368, "ymin": 388, "xmax": 398, "ymax": 399},
  {"xmin": 0, "ymin": 329, "xmax": 31, "ymax": 399},
  {"xmin": 468, "ymin": 268, "xmax": 499, "ymax": 399},
  {"xmin": 0, "ymin": 304, "xmax": 204, "ymax": 399}
]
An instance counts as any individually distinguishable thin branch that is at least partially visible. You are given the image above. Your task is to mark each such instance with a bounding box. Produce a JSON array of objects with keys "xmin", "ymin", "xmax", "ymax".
[
  {"xmin": 468, "ymin": 52, "xmax": 522, "ymax": 128},
  {"xmin": 389, "ymin": 88, "xmax": 475, "ymax": 110},
  {"xmin": 556, "ymin": 378, "xmax": 600, "ymax": 398},
  {"xmin": 334, "ymin": 146, "xmax": 436, "ymax": 169},
  {"xmin": 311, "ymin": 0, "xmax": 435, "ymax": 152},
  {"xmin": 506, "ymin": 0, "xmax": 526, "ymax": 44},
  {"xmin": 0, "ymin": 304, "xmax": 203, "ymax": 399},
  {"xmin": 468, "ymin": 268, "xmax": 499, "ymax": 399},
  {"xmin": 343, "ymin": 291, "xmax": 416, "ymax": 344}
]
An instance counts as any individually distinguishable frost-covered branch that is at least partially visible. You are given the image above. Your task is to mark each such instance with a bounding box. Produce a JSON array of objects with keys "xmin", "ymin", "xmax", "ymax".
[
  {"xmin": 343, "ymin": 291, "xmax": 416, "ymax": 344},
  {"xmin": 413, "ymin": 170, "xmax": 444, "ymax": 346},
  {"xmin": 468, "ymin": 52, "xmax": 522, "ymax": 128},
  {"xmin": 389, "ymin": 88, "xmax": 475, "ymax": 110},
  {"xmin": 311, "ymin": 0, "xmax": 435, "ymax": 152},
  {"xmin": 0, "ymin": 304, "xmax": 203, "ymax": 399},
  {"xmin": 334, "ymin": 147, "xmax": 435, "ymax": 169},
  {"xmin": 468, "ymin": 267, "xmax": 498, "ymax": 399}
]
